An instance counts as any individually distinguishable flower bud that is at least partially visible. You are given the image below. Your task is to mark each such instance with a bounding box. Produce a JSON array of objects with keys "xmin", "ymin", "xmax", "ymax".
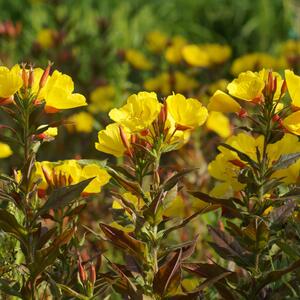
[
  {"xmin": 119, "ymin": 125, "xmax": 132, "ymax": 157},
  {"xmin": 28, "ymin": 65, "xmax": 34, "ymax": 89},
  {"xmin": 89, "ymin": 263, "xmax": 96, "ymax": 285},
  {"xmin": 41, "ymin": 166, "xmax": 53, "ymax": 187},
  {"xmin": 39, "ymin": 61, "xmax": 53, "ymax": 89},
  {"xmin": 281, "ymin": 80, "xmax": 287, "ymax": 96},
  {"xmin": 21, "ymin": 63, "xmax": 28, "ymax": 89},
  {"xmin": 237, "ymin": 108, "xmax": 248, "ymax": 118},
  {"xmin": 78, "ymin": 261, "xmax": 87, "ymax": 283},
  {"xmin": 229, "ymin": 159, "xmax": 246, "ymax": 168}
]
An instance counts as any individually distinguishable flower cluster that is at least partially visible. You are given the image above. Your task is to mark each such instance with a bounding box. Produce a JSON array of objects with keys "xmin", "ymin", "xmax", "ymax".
[{"xmin": 95, "ymin": 91, "xmax": 208, "ymax": 157}]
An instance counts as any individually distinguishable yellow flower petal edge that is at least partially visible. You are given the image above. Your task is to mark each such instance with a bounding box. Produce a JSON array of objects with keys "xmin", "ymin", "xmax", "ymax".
[
  {"xmin": 282, "ymin": 111, "xmax": 300, "ymax": 135},
  {"xmin": 0, "ymin": 65, "xmax": 23, "ymax": 98},
  {"xmin": 208, "ymin": 90, "xmax": 241, "ymax": 113},
  {"xmin": 285, "ymin": 69, "xmax": 300, "ymax": 108}
]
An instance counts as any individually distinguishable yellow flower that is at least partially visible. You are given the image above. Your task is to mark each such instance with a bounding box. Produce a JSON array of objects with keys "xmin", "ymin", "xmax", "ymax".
[
  {"xmin": 208, "ymin": 90, "xmax": 241, "ymax": 113},
  {"xmin": 206, "ymin": 111, "xmax": 232, "ymax": 138},
  {"xmin": 267, "ymin": 134, "xmax": 300, "ymax": 184},
  {"xmin": 285, "ymin": 69, "xmax": 300, "ymax": 108},
  {"xmin": 202, "ymin": 44, "xmax": 232, "ymax": 64},
  {"xmin": 165, "ymin": 36, "xmax": 187, "ymax": 64},
  {"xmin": 143, "ymin": 71, "xmax": 198, "ymax": 96},
  {"xmin": 33, "ymin": 160, "xmax": 110, "ymax": 194},
  {"xmin": 95, "ymin": 123, "xmax": 130, "ymax": 157},
  {"xmin": 0, "ymin": 143, "xmax": 13, "ymax": 158},
  {"xmin": 182, "ymin": 44, "xmax": 210, "ymax": 67},
  {"xmin": 36, "ymin": 28, "xmax": 55, "ymax": 49},
  {"xmin": 43, "ymin": 70, "xmax": 87, "ymax": 110},
  {"xmin": 282, "ymin": 111, "xmax": 300, "ymax": 135},
  {"xmin": 81, "ymin": 164, "xmax": 111, "ymax": 193},
  {"xmin": 230, "ymin": 53, "xmax": 278, "ymax": 76},
  {"xmin": 109, "ymin": 92, "xmax": 162, "ymax": 132},
  {"xmin": 146, "ymin": 31, "xmax": 168, "ymax": 53},
  {"xmin": 125, "ymin": 49, "xmax": 152, "ymax": 70},
  {"xmin": 209, "ymin": 133, "xmax": 300, "ymax": 196},
  {"xmin": 0, "ymin": 65, "xmax": 23, "ymax": 98},
  {"xmin": 89, "ymin": 85, "xmax": 115, "ymax": 113},
  {"xmin": 227, "ymin": 71, "xmax": 265, "ymax": 101},
  {"xmin": 166, "ymin": 93, "xmax": 208, "ymax": 129},
  {"xmin": 66, "ymin": 112, "xmax": 94, "ymax": 133}
]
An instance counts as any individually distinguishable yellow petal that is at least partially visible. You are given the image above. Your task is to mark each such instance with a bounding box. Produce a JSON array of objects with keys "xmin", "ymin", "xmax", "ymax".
[{"xmin": 208, "ymin": 90, "xmax": 241, "ymax": 113}]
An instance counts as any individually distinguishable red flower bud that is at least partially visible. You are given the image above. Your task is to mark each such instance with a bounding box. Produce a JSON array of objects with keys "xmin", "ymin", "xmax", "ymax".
[
  {"xmin": 237, "ymin": 108, "xmax": 248, "ymax": 118},
  {"xmin": 89, "ymin": 264, "xmax": 96, "ymax": 285},
  {"xmin": 229, "ymin": 159, "xmax": 246, "ymax": 168},
  {"xmin": 78, "ymin": 261, "xmax": 87, "ymax": 283},
  {"xmin": 39, "ymin": 61, "xmax": 53, "ymax": 89}
]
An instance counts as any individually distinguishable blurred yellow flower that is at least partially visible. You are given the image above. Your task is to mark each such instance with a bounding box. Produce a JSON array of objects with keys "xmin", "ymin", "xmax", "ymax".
[
  {"xmin": 182, "ymin": 44, "xmax": 210, "ymax": 67},
  {"xmin": 182, "ymin": 44, "xmax": 231, "ymax": 67},
  {"xmin": 208, "ymin": 79, "xmax": 229, "ymax": 95},
  {"xmin": 125, "ymin": 49, "xmax": 152, "ymax": 70},
  {"xmin": 43, "ymin": 70, "xmax": 87, "ymax": 110},
  {"xmin": 206, "ymin": 111, "xmax": 232, "ymax": 138},
  {"xmin": 0, "ymin": 143, "xmax": 13, "ymax": 158},
  {"xmin": 165, "ymin": 36, "xmax": 187, "ymax": 64},
  {"xmin": 109, "ymin": 92, "xmax": 162, "ymax": 132},
  {"xmin": 208, "ymin": 90, "xmax": 241, "ymax": 113},
  {"xmin": 89, "ymin": 85, "xmax": 115, "ymax": 113},
  {"xmin": 144, "ymin": 71, "xmax": 198, "ymax": 96},
  {"xmin": 0, "ymin": 65, "xmax": 22, "ymax": 98},
  {"xmin": 95, "ymin": 123, "xmax": 130, "ymax": 157},
  {"xmin": 66, "ymin": 112, "xmax": 94, "ymax": 133},
  {"xmin": 36, "ymin": 28, "xmax": 55, "ymax": 49},
  {"xmin": 166, "ymin": 93, "xmax": 208, "ymax": 129},
  {"xmin": 231, "ymin": 53, "xmax": 278, "ymax": 76},
  {"xmin": 146, "ymin": 30, "xmax": 168, "ymax": 53}
]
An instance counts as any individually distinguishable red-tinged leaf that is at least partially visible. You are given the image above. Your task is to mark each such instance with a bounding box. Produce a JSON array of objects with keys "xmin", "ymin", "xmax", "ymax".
[
  {"xmin": 254, "ymin": 259, "xmax": 300, "ymax": 295},
  {"xmin": 163, "ymin": 205, "xmax": 220, "ymax": 238},
  {"xmin": 100, "ymin": 223, "xmax": 147, "ymax": 261},
  {"xmin": 208, "ymin": 226, "xmax": 252, "ymax": 266},
  {"xmin": 162, "ymin": 169, "xmax": 195, "ymax": 192},
  {"xmin": 153, "ymin": 250, "xmax": 182, "ymax": 296},
  {"xmin": 190, "ymin": 191, "xmax": 242, "ymax": 218}
]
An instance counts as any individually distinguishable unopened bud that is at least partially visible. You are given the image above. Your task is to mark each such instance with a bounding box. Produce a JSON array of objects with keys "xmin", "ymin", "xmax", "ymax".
[
  {"xmin": 272, "ymin": 76, "xmax": 277, "ymax": 94},
  {"xmin": 21, "ymin": 63, "xmax": 28, "ymax": 89},
  {"xmin": 78, "ymin": 261, "xmax": 87, "ymax": 283},
  {"xmin": 229, "ymin": 159, "xmax": 246, "ymax": 168},
  {"xmin": 28, "ymin": 65, "xmax": 34, "ymax": 88},
  {"xmin": 252, "ymin": 94, "xmax": 264, "ymax": 104},
  {"xmin": 89, "ymin": 264, "xmax": 96, "ymax": 285},
  {"xmin": 281, "ymin": 80, "xmax": 287, "ymax": 96},
  {"xmin": 175, "ymin": 124, "xmax": 192, "ymax": 131},
  {"xmin": 119, "ymin": 126, "xmax": 132, "ymax": 156},
  {"xmin": 237, "ymin": 108, "xmax": 248, "ymax": 118},
  {"xmin": 39, "ymin": 61, "xmax": 53, "ymax": 89},
  {"xmin": 140, "ymin": 128, "xmax": 150, "ymax": 136},
  {"xmin": 41, "ymin": 166, "xmax": 53, "ymax": 187}
]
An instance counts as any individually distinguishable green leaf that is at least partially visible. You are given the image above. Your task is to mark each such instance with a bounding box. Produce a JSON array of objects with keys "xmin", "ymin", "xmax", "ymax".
[
  {"xmin": 0, "ymin": 209, "xmax": 27, "ymax": 246},
  {"xmin": 0, "ymin": 279, "xmax": 22, "ymax": 298},
  {"xmin": 57, "ymin": 284, "xmax": 89, "ymax": 300},
  {"xmin": 35, "ymin": 178, "xmax": 93, "ymax": 219},
  {"xmin": 254, "ymin": 259, "xmax": 300, "ymax": 295},
  {"xmin": 161, "ymin": 169, "xmax": 195, "ymax": 192}
]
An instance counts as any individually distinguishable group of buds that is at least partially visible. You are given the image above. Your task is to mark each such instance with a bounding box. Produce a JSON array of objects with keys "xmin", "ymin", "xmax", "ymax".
[{"xmin": 78, "ymin": 256, "xmax": 96, "ymax": 297}]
